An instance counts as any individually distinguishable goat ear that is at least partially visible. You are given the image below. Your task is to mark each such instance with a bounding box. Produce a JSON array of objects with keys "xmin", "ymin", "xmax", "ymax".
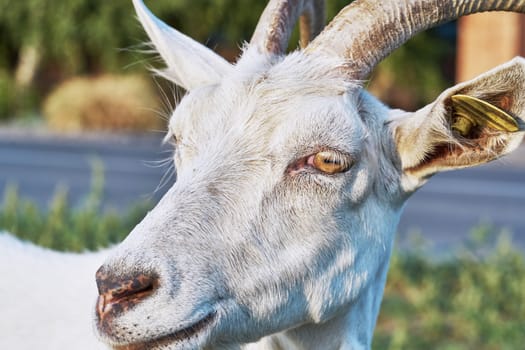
[
  {"xmin": 133, "ymin": 0, "xmax": 233, "ymax": 90},
  {"xmin": 391, "ymin": 57, "xmax": 525, "ymax": 191}
]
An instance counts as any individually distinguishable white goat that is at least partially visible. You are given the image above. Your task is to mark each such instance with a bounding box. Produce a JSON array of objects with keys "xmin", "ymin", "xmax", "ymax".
[
  {"xmin": 92, "ymin": 1, "xmax": 525, "ymax": 349},
  {"xmin": 2, "ymin": 0, "xmax": 525, "ymax": 349},
  {"xmin": 0, "ymin": 232, "xmax": 107, "ymax": 349}
]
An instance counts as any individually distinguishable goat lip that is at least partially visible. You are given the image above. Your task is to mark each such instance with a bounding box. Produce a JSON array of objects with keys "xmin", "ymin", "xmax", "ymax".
[{"xmin": 111, "ymin": 312, "xmax": 217, "ymax": 350}]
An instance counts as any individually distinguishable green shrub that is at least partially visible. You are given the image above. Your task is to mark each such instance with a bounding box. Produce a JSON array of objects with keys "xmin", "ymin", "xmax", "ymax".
[
  {"xmin": 0, "ymin": 71, "xmax": 13, "ymax": 120},
  {"xmin": 1, "ymin": 0, "xmax": 454, "ymax": 120},
  {"xmin": 0, "ymin": 161, "xmax": 153, "ymax": 251},
  {"xmin": 375, "ymin": 227, "xmax": 525, "ymax": 349},
  {"xmin": 43, "ymin": 74, "xmax": 164, "ymax": 132}
]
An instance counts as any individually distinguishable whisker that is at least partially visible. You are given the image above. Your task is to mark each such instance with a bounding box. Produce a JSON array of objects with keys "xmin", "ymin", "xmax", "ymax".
[
  {"xmin": 119, "ymin": 42, "xmax": 158, "ymax": 71},
  {"xmin": 152, "ymin": 76, "xmax": 176, "ymax": 115},
  {"xmin": 154, "ymin": 163, "xmax": 176, "ymax": 194},
  {"xmin": 137, "ymin": 106, "xmax": 170, "ymax": 122},
  {"xmin": 143, "ymin": 157, "xmax": 173, "ymax": 168}
]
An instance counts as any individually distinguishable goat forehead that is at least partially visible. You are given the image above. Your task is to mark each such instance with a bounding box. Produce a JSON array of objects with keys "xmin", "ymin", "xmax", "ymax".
[
  {"xmin": 172, "ymin": 96, "xmax": 366, "ymax": 178},
  {"xmin": 171, "ymin": 52, "xmax": 353, "ymax": 123},
  {"xmin": 171, "ymin": 70, "xmax": 363, "ymax": 155}
]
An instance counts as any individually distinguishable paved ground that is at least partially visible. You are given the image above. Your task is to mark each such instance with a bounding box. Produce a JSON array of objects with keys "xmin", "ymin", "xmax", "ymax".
[
  {"xmin": 1, "ymin": 128, "xmax": 524, "ymax": 253},
  {"xmin": 398, "ymin": 155, "xmax": 525, "ymax": 252},
  {"xmin": 0, "ymin": 129, "xmax": 172, "ymax": 211}
]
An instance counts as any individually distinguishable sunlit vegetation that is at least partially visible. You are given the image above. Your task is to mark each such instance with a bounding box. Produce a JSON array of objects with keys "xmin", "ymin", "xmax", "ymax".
[{"xmin": 1, "ymin": 0, "xmax": 453, "ymax": 124}]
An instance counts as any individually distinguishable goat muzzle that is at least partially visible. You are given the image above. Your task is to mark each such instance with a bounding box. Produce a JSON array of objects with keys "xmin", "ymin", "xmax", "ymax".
[{"xmin": 95, "ymin": 268, "xmax": 158, "ymax": 325}]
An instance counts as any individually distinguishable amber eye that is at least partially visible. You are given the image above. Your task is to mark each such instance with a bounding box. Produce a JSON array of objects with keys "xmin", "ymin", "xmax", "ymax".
[{"xmin": 310, "ymin": 151, "xmax": 351, "ymax": 174}]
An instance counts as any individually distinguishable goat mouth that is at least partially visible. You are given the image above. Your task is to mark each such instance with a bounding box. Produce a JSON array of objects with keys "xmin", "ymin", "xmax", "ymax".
[{"xmin": 112, "ymin": 312, "xmax": 216, "ymax": 350}]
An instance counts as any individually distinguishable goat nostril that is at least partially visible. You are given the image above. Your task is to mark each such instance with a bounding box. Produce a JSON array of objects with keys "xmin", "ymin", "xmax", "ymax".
[
  {"xmin": 109, "ymin": 274, "xmax": 155, "ymax": 300},
  {"xmin": 95, "ymin": 268, "xmax": 158, "ymax": 319}
]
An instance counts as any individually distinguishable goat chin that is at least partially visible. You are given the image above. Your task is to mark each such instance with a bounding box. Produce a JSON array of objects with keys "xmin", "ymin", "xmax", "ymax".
[{"xmin": 0, "ymin": 232, "xmax": 109, "ymax": 350}]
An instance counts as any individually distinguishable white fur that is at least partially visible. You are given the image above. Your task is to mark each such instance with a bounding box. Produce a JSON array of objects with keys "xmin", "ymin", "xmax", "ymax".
[
  {"xmin": 0, "ymin": 232, "xmax": 108, "ymax": 349},
  {"xmin": 92, "ymin": 2, "xmax": 525, "ymax": 350},
  {"xmin": 3, "ymin": 1, "xmax": 525, "ymax": 350}
]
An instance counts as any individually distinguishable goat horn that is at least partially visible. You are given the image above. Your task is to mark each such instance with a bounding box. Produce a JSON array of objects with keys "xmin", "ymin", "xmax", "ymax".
[
  {"xmin": 306, "ymin": 0, "xmax": 525, "ymax": 79},
  {"xmin": 250, "ymin": 0, "xmax": 325, "ymax": 54}
]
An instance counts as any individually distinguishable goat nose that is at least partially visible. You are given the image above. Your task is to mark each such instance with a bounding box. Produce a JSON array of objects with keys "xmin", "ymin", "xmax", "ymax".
[{"xmin": 95, "ymin": 267, "xmax": 158, "ymax": 320}]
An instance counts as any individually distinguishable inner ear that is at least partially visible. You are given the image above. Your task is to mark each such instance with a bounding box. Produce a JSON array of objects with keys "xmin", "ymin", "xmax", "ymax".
[
  {"xmin": 447, "ymin": 94, "xmax": 519, "ymax": 139},
  {"xmin": 403, "ymin": 93, "xmax": 522, "ymax": 179},
  {"xmin": 395, "ymin": 57, "xmax": 525, "ymax": 183}
]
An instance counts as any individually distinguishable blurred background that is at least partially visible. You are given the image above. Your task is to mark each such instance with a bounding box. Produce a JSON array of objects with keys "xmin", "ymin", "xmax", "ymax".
[{"xmin": 1, "ymin": 1, "xmax": 524, "ymax": 348}]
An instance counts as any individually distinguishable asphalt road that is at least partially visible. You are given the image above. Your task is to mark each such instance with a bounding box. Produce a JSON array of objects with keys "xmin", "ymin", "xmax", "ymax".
[
  {"xmin": 398, "ymin": 153, "xmax": 525, "ymax": 252},
  {"xmin": 0, "ymin": 129, "xmax": 172, "ymax": 210},
  {"xmin": 1, "ymin": 128, "xmax": 524, "ymax": 253}
]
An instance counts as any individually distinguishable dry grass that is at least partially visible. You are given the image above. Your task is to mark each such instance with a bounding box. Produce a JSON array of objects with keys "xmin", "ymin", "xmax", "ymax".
[{"xmin": 43, "ymin": 74, "xmax": 165, "ymax": 132}]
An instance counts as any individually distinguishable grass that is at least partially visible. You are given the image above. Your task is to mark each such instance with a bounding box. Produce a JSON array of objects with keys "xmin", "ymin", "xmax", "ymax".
[
  {"xmin": 1, "ymin": 174, "xmax": 524, "ymax": 348},
  {"xmin": 0, "ymin": 162, "xmax": 153, "ymax": 252},
  {"xmin": 374, "ymin": 226, "xmax": 525, "ymax": 350}
]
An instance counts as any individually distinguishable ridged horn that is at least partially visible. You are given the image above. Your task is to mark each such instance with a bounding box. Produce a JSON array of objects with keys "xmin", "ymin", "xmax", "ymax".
[
  {"xmin": 250, "ymin": 0, "xmax": 325, "ymax": 54},
  {"xmin": 307, "ymin": 0, "xmax": 525, "ymax": 79}
]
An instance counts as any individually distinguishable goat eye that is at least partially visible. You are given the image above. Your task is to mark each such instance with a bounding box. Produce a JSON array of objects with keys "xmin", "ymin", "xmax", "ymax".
[{"xmin": 310, "ymin": 151, "xmax": 351, "ymax": 174}]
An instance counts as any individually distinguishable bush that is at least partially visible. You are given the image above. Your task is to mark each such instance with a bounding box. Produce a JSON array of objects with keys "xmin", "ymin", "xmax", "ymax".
[
  {"xmin": 43, "ymin": 74, "xmax": 164, "ymax": 132},
  {"xmin": 0, "ymin": 71, "xmax": 14, "ymax": 120},
  {"xmin": 374, "ymin": 227, "xmax": 525, "ymax": 349},
  {"xmin": 1, "ymin": 0, "xmax": 456, "ymax": 121},
  {"xmin": 0, "ymin": 161, "xmax": 153, "ymax": 251}
]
